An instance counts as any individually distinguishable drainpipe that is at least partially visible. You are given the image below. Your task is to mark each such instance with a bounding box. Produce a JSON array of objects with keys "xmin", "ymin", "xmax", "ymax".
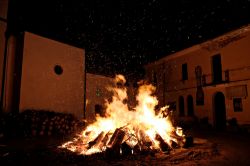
[{"xmin": 0, "ymin": 30, "xmax": 10, "ymax": 113}]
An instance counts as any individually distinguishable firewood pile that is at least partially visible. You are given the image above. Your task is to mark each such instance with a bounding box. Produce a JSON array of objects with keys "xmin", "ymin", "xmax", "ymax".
[
  {"xmin": 19, "ymin": 110, "xmax": 81, "ymax": 137},
  {"xmin": 61, "ymin": 125, "xmax": 193, "ymax": 156},
  {"xmin": 0, "ymin": 110, "xmax": 82, "ymax": 139},
  {"xmin": 0, "ymin": 115, "xmax": 7, "ymax": 139},
  {"xmin": 60, "ymin": 75, "xmax": 194, "ymax": 156},
  {"xmin": 0, "ymin": 113, "xmax": 20, "ymax": 139}
]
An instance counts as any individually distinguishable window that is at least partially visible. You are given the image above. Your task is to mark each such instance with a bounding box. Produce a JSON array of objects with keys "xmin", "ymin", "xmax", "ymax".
[
  {"xmin": 233, "ymin": 98, "xmax": 243, "ymax": 112},
  {"xmin": 54, "ymin": 65, "xmax": 63, "ymax": 75},
  {"xmin": 182, "ymin": 63, "xmax": 188, "ymax": 80},
  {"xmin": 187, "ymin": 95, "xmax": 194, "ymax": 116},
  {"xmin": 212, "ymin": 54, "xmax": 222, "ymax": 84}
]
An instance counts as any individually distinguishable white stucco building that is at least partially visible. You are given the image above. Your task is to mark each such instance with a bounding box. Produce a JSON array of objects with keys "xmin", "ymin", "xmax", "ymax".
[
  {"xmin": 145, "ymin": 24, "xmax": 250, "ymax": 129},
  {"xmin": 1, "ymin": 0, "xmax": 133, "ymax": 121}
]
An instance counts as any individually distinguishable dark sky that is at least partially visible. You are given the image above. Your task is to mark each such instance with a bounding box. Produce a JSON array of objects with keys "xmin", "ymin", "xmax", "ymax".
[{"xmin": 8, "ymin": 0, "xmax": 250, "ymax": 78}]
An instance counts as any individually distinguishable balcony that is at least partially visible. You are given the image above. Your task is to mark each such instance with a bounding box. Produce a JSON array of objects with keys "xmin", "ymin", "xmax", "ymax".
[
  {"xmin": 202, "ymin": 66, "xmax": 250, "ymax": 87},
  {"xmin": 152, "ymin": 66, "xmax": 250, "ymax": 93}
]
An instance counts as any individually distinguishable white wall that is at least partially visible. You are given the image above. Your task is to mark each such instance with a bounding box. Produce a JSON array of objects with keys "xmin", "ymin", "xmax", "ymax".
[
  {"xmin": 145, "ymin": 25, "xmax": 250, "ymax": 125},
  {"xmin": 86, "ymin": 73, "xmax": 114, "ymax": 123},
  {"xmin": 19, "ymin": 32, "xmax": 85, "ymax": 119}
]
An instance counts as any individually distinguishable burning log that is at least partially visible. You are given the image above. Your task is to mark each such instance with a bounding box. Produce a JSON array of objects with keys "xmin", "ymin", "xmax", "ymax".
[
  {"xmin": 103, "ymin": 132, "xmax": 112, "ymax": 147},
  {"xmin": 121, "ymin": 142, "xmax": 133, "ymax": 156},
  {"xmin": 104, "ymin": 128, "xmax": 126, "ymax": 158},
  {"xmin": 123, "ymin": 133, "xmax": 138, "ymax": 149},
  {"xmin": 170, "ymin": 130, "xmax": 186, "ymax": 148},
  {"xmin": 87, "ymin": 132, "xmax": 105, "ymax": 149},
  {"xmin": 132, "ymin": 144, "xmax": 142, "ymax": 154},
  {"xmin": 60, "ymin": 75, "xmax": 191, "ymax": 156},
  {"xmin": 107, "ymin": 128, "xmax": 126, "ymax": 149},
  {"xmin": 155, "ymin": 134, "xmax": 171, "ymax": 152},
  {"xmin": 136, "ymin": 130, "xmax": 153, "ymax": 150}
]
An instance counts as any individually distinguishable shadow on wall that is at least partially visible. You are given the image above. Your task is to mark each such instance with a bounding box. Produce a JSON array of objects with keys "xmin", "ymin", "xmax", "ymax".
[{"xmin": 94, "ymin": 104, "xmax": 105, "ymax": 117}]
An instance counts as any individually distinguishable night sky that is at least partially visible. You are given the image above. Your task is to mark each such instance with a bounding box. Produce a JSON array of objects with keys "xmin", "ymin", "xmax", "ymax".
[{"xmin": 8, "ymin": 0, "xmax": 250, "ymax": 78}]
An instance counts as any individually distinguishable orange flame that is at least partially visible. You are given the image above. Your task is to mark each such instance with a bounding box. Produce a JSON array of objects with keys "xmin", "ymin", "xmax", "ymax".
[{"xmin": 60, "ymin": 74, "xmax": 184, "ymax": 155}]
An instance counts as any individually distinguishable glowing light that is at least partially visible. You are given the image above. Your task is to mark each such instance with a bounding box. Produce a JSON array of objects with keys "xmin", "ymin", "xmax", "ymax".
[{"xmin": 59, "ymin": 75, "xmax": 184, "ymax": 155}]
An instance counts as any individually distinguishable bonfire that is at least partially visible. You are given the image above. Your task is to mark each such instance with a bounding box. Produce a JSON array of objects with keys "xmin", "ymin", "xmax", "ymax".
[{"xmin": 60, "ymin": 75, "xmax": 186, "ymax": 155}]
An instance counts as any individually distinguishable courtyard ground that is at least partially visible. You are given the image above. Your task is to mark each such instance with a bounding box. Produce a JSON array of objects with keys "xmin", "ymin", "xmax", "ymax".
[{"xmin": 0, "ymin": 127, "xmax": 250, "ymax": 166}]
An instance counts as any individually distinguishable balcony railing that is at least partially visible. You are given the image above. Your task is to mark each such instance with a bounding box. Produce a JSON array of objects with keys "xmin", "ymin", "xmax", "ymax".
[
  {"xmin": 149, "ymin": 66, "xmax": 250, "ymax": 92},
  {"xmin": 202, "ymin": 67, "xmax": 250, "ymax": 86}
]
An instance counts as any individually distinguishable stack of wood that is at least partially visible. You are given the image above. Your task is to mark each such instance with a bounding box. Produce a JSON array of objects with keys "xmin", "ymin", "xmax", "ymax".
[
  {"xmin": 0, "ymin": 112, "xmax": 21, "ymax": 139},
  {"xmin": 19, "ymin": 110, "xmax": 81, "ymax": 137},
  {"xmin": 62, "ymin": 125, "xmax": 191, "ymax": 156},
  {"xmin": 0, "ymin": 115, "xmax": 6, "ymax": 139}
]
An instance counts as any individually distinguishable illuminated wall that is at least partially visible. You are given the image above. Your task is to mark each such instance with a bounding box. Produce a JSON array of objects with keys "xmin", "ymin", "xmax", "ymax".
[
  {"xmin": 145, "ymin": 25, "xmax": 250, "ymax": 125},
  {"xmin": 85, "ymin": 73, "xmax": 114, "ymax": 123},
  {"xmin": 85, "ymin": 73, "xmax": 137, "ymax": 124},
  {"xmin": 19, "ymin": 32, "xmax": 85, "ymax": 119}
]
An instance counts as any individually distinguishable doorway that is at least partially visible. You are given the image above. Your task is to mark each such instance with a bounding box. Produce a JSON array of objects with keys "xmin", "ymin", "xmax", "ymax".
[
  {"xmin": 214, "ymin": 92, "xmax": 226, "ymax": 130},
  {"xmin": 95, "ymin": 104, "xmax": 104, "ymax": 117}
]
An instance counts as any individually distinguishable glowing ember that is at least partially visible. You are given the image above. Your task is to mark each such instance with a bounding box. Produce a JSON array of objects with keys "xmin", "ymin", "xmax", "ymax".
[{"xmin": 60, "ymin": 75, "xmax": 185, "ymax": 155}]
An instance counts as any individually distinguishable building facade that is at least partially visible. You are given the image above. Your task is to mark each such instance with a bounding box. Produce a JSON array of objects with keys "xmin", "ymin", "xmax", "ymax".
[
  {"xmin": 85, "ymin": 73, "xmax": 114, "ymax": 123},
  {"xmin": 85, "ymin": 73, "xmax": 137, "ymax": 123},
  {"xmin": 145, "ymin": 25, "xmax": 250, "ymax": 129},
  {"xmin": 19, "ymin": 32, "xmax": 85, "ymax": 118},
  {"xmin": 0, "ymin": 0, "xmax": 87, "ymax": 118},
  {"xmin": 0, "ymin": 0, "xmax": 135, "ymax": 123},
  {"xmin": 1, "ymin": 29, "xmax": 133, "ymax": 122}
]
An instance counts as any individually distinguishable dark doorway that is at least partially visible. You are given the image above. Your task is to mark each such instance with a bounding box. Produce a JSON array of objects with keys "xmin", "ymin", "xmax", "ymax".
[
  {"xmin": 214, "ymin": 92, "xmax": 227, "ymax": 130},
  {"xmin": 95, "ymin": 104, "xmax": 104, "ymax": 117},
  {"xmin": 212, "ymin": 54, "xmax": 222, "ymax": 84},
  {"xmin": 187, "ymin": 95, "xmax": 194, "ymax": 116},
  {"xmin": 179, "ymin": 96, "xmax": 185, "ymax": 116}
]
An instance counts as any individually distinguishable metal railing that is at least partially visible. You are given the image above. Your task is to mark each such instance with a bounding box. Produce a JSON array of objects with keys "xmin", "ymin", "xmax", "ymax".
[{"xmin": 151, "ymin": 65, "xmax": 250, "ymax": 92}]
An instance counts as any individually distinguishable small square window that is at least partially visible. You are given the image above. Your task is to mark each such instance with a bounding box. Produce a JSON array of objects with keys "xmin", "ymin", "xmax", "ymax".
[{"xmin": 233, "ymin": 98, "xmax": 243, "ymax": 112}]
